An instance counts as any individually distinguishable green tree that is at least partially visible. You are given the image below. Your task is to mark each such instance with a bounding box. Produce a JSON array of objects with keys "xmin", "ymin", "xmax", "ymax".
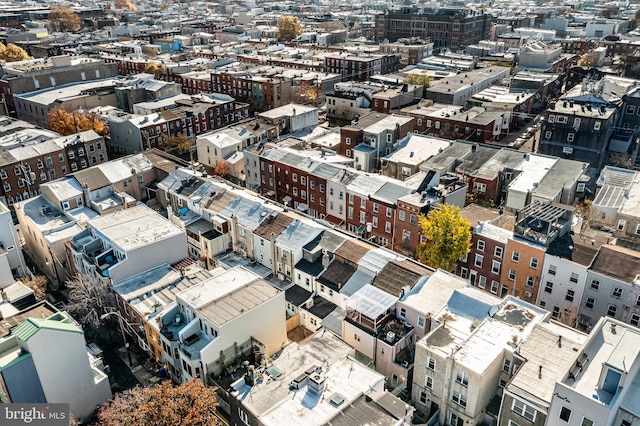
[
  {"xmin": 49, "ymin": 5, "xmax": 81, "ymax": 32},
  {"xmin": 277, "ymin": 16, "xmax": 303, "ymax": 41},
  {"xmin": 404, "ymin": 72, "xmax": 431, "ymax": 87},
  {"xmin": 96, "ymin": 379, "xmax": 218, "ymax": 426},
  {"xmin": 415, "ymin": 204, "xmax": 471, "ymax": 272}
]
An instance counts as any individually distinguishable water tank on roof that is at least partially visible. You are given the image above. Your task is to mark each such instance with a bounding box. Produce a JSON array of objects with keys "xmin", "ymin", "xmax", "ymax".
[{"xmin": 386, "ymin": 331, "xmax": 396, "ymax": 343}]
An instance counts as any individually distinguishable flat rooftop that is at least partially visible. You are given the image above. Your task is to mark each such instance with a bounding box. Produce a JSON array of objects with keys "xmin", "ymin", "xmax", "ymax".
[
  {"xmin": 198, "ymin": 279, "xmax": 280, "ymax": 326},
  {"xmin": 232, "ymin": 331, "xmax": 385, "ymax": 426},
  {"xmin": 564, "ymin": 319, "xmax": 640, "ymax": 406},
  {"xmin": 87, "ymin": 204, "xmax": 183, "ymax": 251}
]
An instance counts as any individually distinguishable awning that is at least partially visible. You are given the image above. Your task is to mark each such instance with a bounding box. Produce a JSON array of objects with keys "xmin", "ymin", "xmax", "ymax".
[
  {"xmin": 265, "ymin": 190, "xmax": 276, "ymax": 198},
  {"xmin": 355, "ymin": 225, "xmax": 366, "ymax": 234},
  {"xmin": 323, "ymin": 215, "xmax": 344, "ymax": 226},
  {"xmin": 579, "ymin": 314, "xmax": 591, "ymax": 326}
]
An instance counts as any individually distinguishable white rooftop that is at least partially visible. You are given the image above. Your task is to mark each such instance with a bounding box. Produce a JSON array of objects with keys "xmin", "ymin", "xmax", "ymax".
[
  {"xmin": 177, "ymin": 266, "xmax": 260, "ymax": 310},
  {"xmin": 509, "ymin": 154, "xmax": 558, "ymax": 193},
  {"xmin": 564, "ymin": 318, "xmax": 640, "ymax": 406},
  {"xmin": 346, "ymin": 284, "xmax": 397, "ymax": 319},
  {"xmin": 232, "ymin": 332, "xmax": 385, "ymax": 426},
  {"xmin": 87, "ymin": 204, "xmax": 183, "ymax": 251},
  {"xmin": 401, "ymin": 270, "xmax": 467, "ymax": 316},
  {"xmin": 384, "ymin": 135, "xmax": 451, "ymax": 166}
]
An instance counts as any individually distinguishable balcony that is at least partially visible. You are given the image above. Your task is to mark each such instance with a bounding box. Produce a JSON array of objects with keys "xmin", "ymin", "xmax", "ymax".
[
  {"xmin": 179, "ymin": 332, "xmax": 210, "ymax": 360},
  {"xmin": 377, "ymin": 318, "xmax": 413, "ymax": 347},
  {"xmin": 513, "ymin": 201, "xmax": 572, "ymax": 246}
]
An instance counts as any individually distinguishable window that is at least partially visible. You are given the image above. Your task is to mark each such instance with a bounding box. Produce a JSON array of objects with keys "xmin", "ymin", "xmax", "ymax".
[
  {"xmin": 474, "ymin": 254, "xmax": 483, "ymax": 267},
  {"xmin": 409, "ymin": 214, "xmax": 417, "ymax": 225},
  {"xmin": 586, "ymin": 297, "xmax": 595, "ymax": 309},
  {"xmin": 559, "ymin": 406, "xmax": 571, "ymax": 423},
  {"xmin": 452, "ymin": 391, "xmax": 467, "ymax": 407},
  {"xmin": 491, "ymin": 261, "xmax": 501, "ymax": 275},
  {"xmin": 548, "ymin": 265, "xmax": 557, "ymax": 275},
  {"xmin": 607, "ymin": 304, "xmax": 618, "ymax": 317},
  {"xmin": 612, "ymin": 287, "xmax": 623, "ymax": 299},
  {"xmin": 590, "ymin": 279, "xmax": 600, "ymax": 290},
  {"xmin": 494, "ymin": 246, "xmax": 503, "ymax": 259},
  {"xmin": 460, "ymin": 268, "xmax": 468, "ymax": 279},
  {"xmin": 425, "ymin": 376, "xmax": 432, "ymax": 389},
  {"xmin": 360, "ymin": 211, "xmax": 366, "ymax": 223},
  {"xmin": 450, "ymin": 413, "xmax": 463, "ymax": 426},
  {"xmin": 567, "ymin": 133, "xmax": 575, "ymax": 142},
  {"xmin": 581, "ymin": 418, "xmax": 593, "ymax": 426},
  {"xmin": 530, "ymin": 258, "xmax": 538, "ymax": 269},
  {"xmin": 419, "ymin": 391, "xmax": 427, "ymax": 404},
  {"xmin": 512, "ymin": 251, "xmax": 519, "ymax": 262},
  {"xmin": 3, "ymin": 182, "xmax": 10, "ymax": 192},
  {"xmin": 617, "ymin": 219, "xmax": 626, "ymax": 231},
  {"xmin": 545, "ymin": 281, "xmax": 553, "ymax": 293},
  {"xmin": 509, "ymin": 269, "xmax": 516, "ymax": 281},
  {"xmin": 631, "ymin": 314, "xmax": 640, "ymax": 327},
  {"xmin": 456, "ymin": 370, "xmax": 469, "ymax": 387},
  {"xmin": 239, "ymin": 408, "xmax": 249, "ymax": 425},
  {"xmin": 526, "ymin": 276, "xmax": 535, "ymax": 287},
  {"xmin": 627, "ymin": 105, "xmax": 636, "ymax": 115},
  {"xmin": 545, "ymin": 131, "xmax": 552, "ymax": 139},
  {"xmin": 418, "ymin": 316, "xmax": 425, "ymax": 328},
  {"xmin": 399, "ymin": 211, "xmax": 405, "ymax": 221},
  {"xmin": 512, "ymin": 399, "xmax": 536, "ymax": 422},
  {"xmin": 566, "ymin": 289, "xmax": 575, "ymax": 302},
  {"xmin": 373, "ymin": 202, "xmax": 378, "ymax": 213},
  {"xmin": 477, "ymin": 240, "xmax": 485, "ymax": 251},
  {"xmin": 427, "ymin": 357, "xmax": 436, "ymax": 371},
  {"xmin": 491, "ymin": 280, "xmax": 499, "ymax": 294},
  {"xmin": 385, "ymin": 221, "xmax": 391, "ymax": 233},
  {"xmin": 503, "ymin": 359, "xmax": 511, "ymax": 373},
  {"xmin": 399, "ymin": 307, "xmax": 406, "ymax": 318},
  {"xmin": 0, "ymin": 170, "xmax": 6, "ymax": 179},
  {"xmin": 473, "ymin": 182, "xmax": 487, "ymax": 192}
]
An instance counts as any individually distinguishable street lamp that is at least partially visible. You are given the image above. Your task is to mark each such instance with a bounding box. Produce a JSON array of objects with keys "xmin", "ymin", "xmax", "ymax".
[{"xmin": 100, "ymin": 311, "xmax": 147, "ymax": 367}]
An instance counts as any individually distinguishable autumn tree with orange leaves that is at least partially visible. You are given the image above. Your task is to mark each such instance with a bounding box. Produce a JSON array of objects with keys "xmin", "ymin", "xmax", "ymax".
[
  {"xmin": 96, "ymin": 379, "xmax": 218, "ymax": 426},
  {"xmin": 213, "ymin": 160, "xmax": 229, "ymax": 177},
  {"xmin": 48, "ymin": 109, "xmax": 107, "ymax": 136},
  {"xmin": 48, "ymin": 6, "xmax": 81, "ymax": 32},
  {"xmin": 114, "ymin": 0, "xmax": 137, "ymax": 11}
]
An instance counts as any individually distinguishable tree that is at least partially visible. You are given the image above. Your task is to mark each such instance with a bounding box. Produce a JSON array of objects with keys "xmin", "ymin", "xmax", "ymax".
[
  {"xmin": 144, "ymin": 61, "xmax": 166, "ymax": 78},
  {"xmin": 96, "ymin": 379, "xmax": 218, "ymax": 426},
  {"xmin": 64, "ymin": 273, "xmax": 117, "ymax": 339},
  {"xmin": 48, "ymin": 109, "xmax": 106, "ymax": 136},
  {"xmin": 213, "ymin": 160, "xmax": 229, "ymax": 178},
  {"xmin": 297, "ymin": 84, "xmax": 320, "ymax": 105},
  {"xmin": 404, "ymin": 71, "xmax": 432, "ymax": 87},
  {"xmin": 21, "ymin": 275, "xmax": 47, "ymax": 299},
  {"xmin": 415, "ymin": 204, "xmax": 471, "ymax": 272},
  {"xmin": 0, "ymin": 43, "xmax": 31, "ymax": 62},
  {"xmin": 277, "ymin": 16, "xmax": 303, "ymax": 41},
  {"xmin": 49, "ymin": 6, "xmax": 81, "ymax": 32},
  {"xmin": 161, "ymin": 134, "xmax": 191, "ymax": 155},
  {"xmin": 114, "ymin": 0, "xmax": 137, "ymax": 11}
]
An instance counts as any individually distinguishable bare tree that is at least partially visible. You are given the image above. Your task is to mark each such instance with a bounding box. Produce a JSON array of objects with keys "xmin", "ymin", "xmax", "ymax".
[{"xmin": 65, "ymin": 273, "xmax": 117, "ymax": 338}]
